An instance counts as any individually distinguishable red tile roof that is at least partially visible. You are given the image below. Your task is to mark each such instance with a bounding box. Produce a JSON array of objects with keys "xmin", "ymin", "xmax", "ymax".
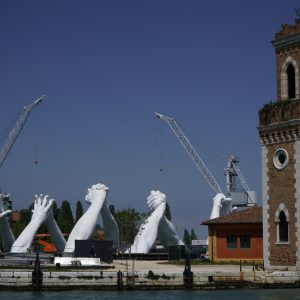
[{"xmin": 202, "ymin": 206, "xmax": 262, "ymax": 225}]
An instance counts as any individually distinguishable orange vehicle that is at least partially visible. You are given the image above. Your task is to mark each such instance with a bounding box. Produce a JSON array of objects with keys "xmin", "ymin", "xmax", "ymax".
[{"xmin": 35, "ymin": 233, "xmax": 69, "ymax": 253}]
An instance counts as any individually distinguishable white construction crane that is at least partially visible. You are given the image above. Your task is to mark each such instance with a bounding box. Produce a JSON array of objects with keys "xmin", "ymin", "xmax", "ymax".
[
  {"xmin": 225, "ymin": 155, "xmax": 256, "ymax": 207},
  {"xmin": 0, "ymin": 95, "xmax": 44, "ymax": 170},
  {"xmin": 0, "ymin": 95, "xmax": 44, "ymax": 208},
  {"xmin": 155, "ymin": 112, "xmax": 232, "ymax": 219}
]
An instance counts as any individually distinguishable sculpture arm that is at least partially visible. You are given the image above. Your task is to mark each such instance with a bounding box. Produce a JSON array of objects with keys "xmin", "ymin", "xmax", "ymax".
[
  {"xmin": 157, "ymin": 216, "xmax": 184, "ymax": 248},
  {"xmin": 10, "ymin": 195, "xmax": 53, "ymax": 253},
  {"xmin": 45, "ymin": 208, "xmax": 66, "ymax": 253},
  {"xmin": 147, "ymin": 191, "xmax": 184, "ymax": 248},
  {"xmin": 128, "ymin": 191, "xmax": 166, "ymax": 254},
  {"xmin": 210, "ymin": 193, "xmax": 226, "ymax": 219},
  {"xmin": 100, "ymin": 201, "xmax": 120, "ymax": 249},
  {"xmin": 64, "ymin": 183, "xmax": 108, "ymax": 253},
  {"xmin": 0, "ymin": 210, "xmax": 15, "ymax": 251}
]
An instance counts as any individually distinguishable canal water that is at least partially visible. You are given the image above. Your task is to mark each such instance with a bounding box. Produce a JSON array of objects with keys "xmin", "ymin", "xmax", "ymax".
[{"xmin": 1, "ymin": 289, "xmax": 300, "ymax": 300}]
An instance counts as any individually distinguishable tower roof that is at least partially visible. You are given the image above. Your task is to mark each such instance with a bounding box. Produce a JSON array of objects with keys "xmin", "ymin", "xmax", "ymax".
[{"xmin": 273, "ymin": 19, "xmax": 300, "ymax": 49}]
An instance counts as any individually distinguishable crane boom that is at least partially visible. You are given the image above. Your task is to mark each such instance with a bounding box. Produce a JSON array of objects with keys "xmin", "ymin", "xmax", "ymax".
[
  {"xmin": 0, "ymin": 95, "xmax": 44, "ymax": 169},
  {"xmin": 155, "ymin": 112, "xmax": 223, "ymax": 195}
]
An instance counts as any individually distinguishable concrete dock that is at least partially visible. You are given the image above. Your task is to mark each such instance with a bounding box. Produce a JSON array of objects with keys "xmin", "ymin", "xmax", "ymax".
[{"xmin": 0, "ymin": 260, "xmax": 300, "ymax": 290}]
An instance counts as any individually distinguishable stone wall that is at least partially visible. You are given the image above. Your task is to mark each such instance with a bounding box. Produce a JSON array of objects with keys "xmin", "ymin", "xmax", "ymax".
[{"xmin": 2, "ymin": 269, "xmax": 300, "ymax": 290}]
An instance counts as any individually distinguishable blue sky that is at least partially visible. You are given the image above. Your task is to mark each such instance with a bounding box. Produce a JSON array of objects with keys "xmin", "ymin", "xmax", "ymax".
[{"xmin": 0, "ymin": 0, "xmax": 298, "ymax": 238}]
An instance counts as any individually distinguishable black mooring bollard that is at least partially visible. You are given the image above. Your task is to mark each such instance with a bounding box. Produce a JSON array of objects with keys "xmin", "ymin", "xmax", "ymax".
[
  {"xmin": 32, "ymin": 251, "xmax": 43, "ymax": 291},
  {"xmin": 183, "ymin": 255, "xmax": 193, "ymax": 289},
  {"xmin": 117, "ymin": 270, "xmax": 123, "ymax": 290}
]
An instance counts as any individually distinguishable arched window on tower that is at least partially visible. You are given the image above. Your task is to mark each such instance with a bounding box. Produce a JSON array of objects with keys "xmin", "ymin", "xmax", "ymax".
[
  {"xmin": 278, "ymin": 211, "xmax": 289, "ymax": 242},
  {"xmin": 281, "ymin": 57, "xmax": 299, "ymax": 100},
  {"xmin": 287, "ymin": 64, "xmax": 296, "ymax": 99}
]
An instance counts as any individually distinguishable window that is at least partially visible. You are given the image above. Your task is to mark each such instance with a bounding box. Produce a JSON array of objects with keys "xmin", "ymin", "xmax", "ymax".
[
  {"xmin": 273, "ymin": 148, "xmax": 289, "ymax": 170},
  {"xmin": 280, "ymin": 56, "xmax": 299, "ymax": 100},
  {"xmin": 227, "ymin": 235, "xmax": 237, "ymax": 249},
  {"xmin": 278, "ymin": 211, "xmax": 289, "ymax": 242},
  {"xmin": 287, "ymin": 64, "xmax": 296, "ymax": 99},
  {"xmin": 240, "ymin": 235, "xmax": 251, "ymax": 249}
]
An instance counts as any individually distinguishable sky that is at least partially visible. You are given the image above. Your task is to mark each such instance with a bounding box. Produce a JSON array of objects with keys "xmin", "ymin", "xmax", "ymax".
[{"xmin": 0, "ymin": 0, "xmax": 298, "ymax": 239}]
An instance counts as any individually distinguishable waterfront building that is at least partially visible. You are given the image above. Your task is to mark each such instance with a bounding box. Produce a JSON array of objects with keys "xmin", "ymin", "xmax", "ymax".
[
  {"xmin": 202, "ymin": 206, "xmax": 263, "ymax": 262},
  {"xmin": 258, "ymin": 18, "xmax": 300, "ymax": 269}
]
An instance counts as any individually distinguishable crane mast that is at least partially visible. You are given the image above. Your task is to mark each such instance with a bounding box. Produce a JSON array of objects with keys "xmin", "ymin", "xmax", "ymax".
[
  {"xmin": 0, "ymin": 95, "xmax": 44, "ymax": 170},
  {"xmin": 225, "ymin": 156, "xmax": 256, "ymax": 206},
  {"xmin": 155, "ymin": 112, "xmax": 223, "ymax": 195}
]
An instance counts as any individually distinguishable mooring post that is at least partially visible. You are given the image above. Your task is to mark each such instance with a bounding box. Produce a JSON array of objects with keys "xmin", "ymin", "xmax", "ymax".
[
  {"xmin": 32, "ymin": 250, "xmax": 43, "ymax": 291},
  {"xmin": 183, "ymin": 255, "xmax": 193, "ymax": 289},
  {"xmin": 117, "ymin": 270, "xmax": 123, "ymax": 290}
]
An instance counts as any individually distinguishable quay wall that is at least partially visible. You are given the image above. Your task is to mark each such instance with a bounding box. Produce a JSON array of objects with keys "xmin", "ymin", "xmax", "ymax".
[{"xmin": 1, "ymin": 269, "xmax": 300, "ymax": 290}]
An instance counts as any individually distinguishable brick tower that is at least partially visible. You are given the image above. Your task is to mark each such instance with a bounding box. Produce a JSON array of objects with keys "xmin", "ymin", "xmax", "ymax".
[{"xmin": 258, "ymin": 19, "xmax": 300, "ymax": 269}]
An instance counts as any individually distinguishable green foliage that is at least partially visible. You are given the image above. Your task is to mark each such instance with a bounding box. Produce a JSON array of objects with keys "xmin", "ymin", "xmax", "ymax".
[
  {"xmin": 11, "ymin": 202, "xmax": 35, "ymax": 238},
  {"xmin": 183, "ymin": 229, "xmax": 191, "ymax": 245},
  {"xmin": 259, "ymin": 99, "xmax": 296, "ymax": 116},
  {"xmin": 145, "ymin": 270, "xmax": 171, "ymax": 280},
  {"xmin": 57, "ymin": 200, "xmax": 74, "ymax": 234},
  {"xmin": 146, "ymin": 270, "xmax": 160, "ymax": 280},
  {"xmin": 75, "ymin": 200, "xmax": 83, "ymax": 223},
  {"xmin": 114, "ymin": 208, "xmax": 145, "ymax": 245},
  {"xmin": 11, "ymin": 221, "xmax": 26, "ymax": 238},
  {"xmin": 52, "ymin": 201, "xmax": 60, "ymax": 220},
  {"xmin": 190, "ymin": 229, "xmax": 198, "ymax": 241}
]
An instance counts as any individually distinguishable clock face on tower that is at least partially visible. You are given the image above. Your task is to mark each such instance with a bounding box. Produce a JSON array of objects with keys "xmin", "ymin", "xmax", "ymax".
[{"xmin": 273, "ymin": 148, "xmax": 289, "ymax": 170}]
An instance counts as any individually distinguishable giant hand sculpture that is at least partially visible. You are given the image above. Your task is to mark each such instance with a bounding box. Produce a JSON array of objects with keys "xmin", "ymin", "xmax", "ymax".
[
  {"xmin": 10, "ymin": 195, "xmax": 53, "ymax": 253},
  {"xmin": 44, "ymin": 199, "xmax": 66, "ymax": 252},
  {"xmin": 0, "ymin": 195, "xmax": 15, "ymax": 251},
  {"xmin": 127, "ymin": 191, "xmax": 166, "ymax": 254},
  {"xmin": 147, "ymin": 192, "xmax": 184, "ymax": 249},
  {"xmin": 210, "ymin": 193, "xmax": 232, "ymax": 219},
  {"xmin": 63, "ymin": 183, "xmax": 108, "ymax": 253},
  {"xmin": 100, "ymin": 201, "xmax": 120, "ymax": 249}
]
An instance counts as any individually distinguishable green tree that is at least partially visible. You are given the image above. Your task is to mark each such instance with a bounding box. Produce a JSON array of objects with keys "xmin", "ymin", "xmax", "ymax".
[
  {"xmin": 52, "ymin": 201, "xmax": 60, "ymax": 221},
  {"xmin": 114, "ymin": 208, "xmax": 144, "ymax": 245},
  {"xmin": 165, "ymin": 202, "xmax": 172, "ymax": 221},
  {"xmin": 57, "ymin": 200, "xmax": 74, "ymax": 234},
  {"xmin": 183, "ymin": 229, "xmax": 191, "ymax": 245},
  {"xmin": 75, "ymin": 200, "xmax": 83, "ymax": 223},
  {"xmin": 190, "ymin": 228, "xmax": 198, "ymax": 241}
]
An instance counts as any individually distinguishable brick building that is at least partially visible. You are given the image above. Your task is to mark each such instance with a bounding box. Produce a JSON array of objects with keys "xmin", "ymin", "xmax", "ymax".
[
  {"xmin": 202, "ymin": 206, "xmax": 263, "ymax": 262},
  {"xmin": 258, "ymin": 19, "xmax": 300, "ymax": 269}
]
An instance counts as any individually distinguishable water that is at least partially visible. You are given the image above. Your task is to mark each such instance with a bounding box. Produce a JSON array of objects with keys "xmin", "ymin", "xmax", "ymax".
[{"xmin": 1, "ymin": 289, "xmax": 300, "ymax": 300}]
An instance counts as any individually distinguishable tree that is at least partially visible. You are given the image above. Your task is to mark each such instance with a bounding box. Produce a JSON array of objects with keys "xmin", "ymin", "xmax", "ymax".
[
  {"xmin": 75, "ymin": 200, "xmax": 83, "ymax": 223},
  {"xmin": 114, "ymin": 208, "xmax": 144, "ymax": 245},
  {"xmin": 52, "ymin": 201, "xmax": 60, "ymax": 221},
  {"xmin": 57, "ymin": 200, "xmax": 74, "ymax": 234},
  {"xmin": 165, "ymin": 202, "xmax": 172, "ymax": 221},
  {"xmin": 190, "ymin": 228, "xmax": 198, "ymax": 241},
  {"xmin": 183, "ymin": 229, "xmax": 191, "ymax": 245}
]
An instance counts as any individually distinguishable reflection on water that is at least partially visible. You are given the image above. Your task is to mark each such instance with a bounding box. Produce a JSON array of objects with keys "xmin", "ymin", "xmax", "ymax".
[{"xmin": 0, "ymin": 289, "xmax": 300, "ymax": 300}]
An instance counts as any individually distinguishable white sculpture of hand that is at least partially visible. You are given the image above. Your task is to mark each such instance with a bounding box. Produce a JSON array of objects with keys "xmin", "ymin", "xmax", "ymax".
[
  {"xmin": 100, "ymin": 200, "xmax": 120, "ymax": 249},
  {"xmin": 64, "ymin": 183, "xmax": 109, "ymax": 253},
  {"xmin": 44, "ymin": 197, "xmax": 66, "ymax": 252},
  {"xmin": 147, "ymin": 190, "xmax": 166, "ymax": 212},
  {"xmin": 10, "ymin": 195, "xmax": 53, "ymax": 253},
  {"xmin": 127, "ymin": 190, "xmax": 166, "ymax": 254},
  {"xmin": 146, "ymin": 191, "xmax": 184, "ymax": 249}
]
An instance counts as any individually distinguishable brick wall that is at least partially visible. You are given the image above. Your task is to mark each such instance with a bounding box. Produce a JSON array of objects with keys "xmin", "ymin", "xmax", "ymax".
[{"xmin": 267, "ymin": 142, "xmax": 297, "ymax": 266}]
